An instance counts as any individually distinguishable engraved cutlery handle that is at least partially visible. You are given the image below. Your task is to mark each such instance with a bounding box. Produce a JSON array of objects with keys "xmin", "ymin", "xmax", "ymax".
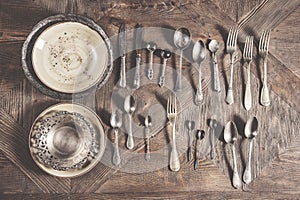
[
  {"xmin": 213, "ymin": 54, "xmax": 221, "ymax": 92},
  {"xmin": 126, "ymin": 115, "xmax": 134, "ymax": 150},
  {"xmin": 195, "ymin": 65, "xmax": 203, "ymax": 105},
  {"xmin": 226, "ymin": 56, "xmax": 235, "ymax": 104},
  {"xmin": 133, "ymin": 55, "xmax": 141, "ymax": 88},
  {"xmin": 232, "ymin": 145, "xmax": 242, "ymax": 189},
  {"xmin": 244, "ymin": 63, "xmax": 252, "ymax": 111},
  {"xmin": 170, "ymin": 124, "xmax": 180, "ymax": 171},
  {"xmin": 113, "ymin": 129, "xmax": 121, "ymax": 165},
  {"xmin": 120, "ymin": 55, "xmax": 126, "ymax": 88},
  {"xmin": 176, "ymin": 50, "xmax": 183, "ymax": 91},
  {"xmin": 261, "ymin": 58, "xmax": 270, "ymax": 106},
  {"xmin": 243, "ymin": 139, "xmax": 254, "ymax": 184},
  {"xmin": 159, "ymin": 59, "xmax": 167, "ymax": 87},
  {"xmin": 148, "ymin": 52, "xmax": 154, "ymax": 80},
  {"xmin": 145, "ymin": 127, "xmax": 150, "ymax": 161}
]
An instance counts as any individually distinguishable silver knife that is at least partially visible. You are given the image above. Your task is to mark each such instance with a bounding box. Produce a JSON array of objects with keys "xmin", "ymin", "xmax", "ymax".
[
  {"xmin": 119, "ymin": 22, "xmax": 126, "ymax": 88},
  {"xmin": 133, "ymin": 24, "xmax": 143, "ymax": 88}
]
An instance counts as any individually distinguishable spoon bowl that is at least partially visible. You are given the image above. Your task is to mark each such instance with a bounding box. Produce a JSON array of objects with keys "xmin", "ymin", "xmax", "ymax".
[
  {"xmin": 192, "ymin": 40, "xmax": 206, "ymax": 63},
  {"xmin": 224, "ymin": 121, "xmax": 237, "ymax": 144},
  {"xmin": 208, "ymin": 39, "xmax": 220, "ymax": 53},
  {"xmin": 110, "ymin": 110, "xmax": 122, "ymax": 128},
  {"xmin": 161, "ymin": 50, "xmax": 172, "ymax": 59},
  {"xmin": 146, "ymin": 41, "xmax": 157, "ymax": 52},
  {"xmin": 124, "ymin": 95, "xmax": 136, "ymax": 114},
  {"xmin": 245, "ymin": 116, "xmax": 258, "ymax": 139},
  {"xmin": 174, "ymin": 27, "xmax": 191, "ymax": 50},
  {"xmin": 145, "ymin": 115, "xmax": 152, "ymax": 128}
]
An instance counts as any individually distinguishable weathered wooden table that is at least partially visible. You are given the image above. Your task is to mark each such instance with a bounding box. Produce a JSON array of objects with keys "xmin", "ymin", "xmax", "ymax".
[{"xmin": 1, "ymin": 0, "xmax": 300, "ymax": 199}]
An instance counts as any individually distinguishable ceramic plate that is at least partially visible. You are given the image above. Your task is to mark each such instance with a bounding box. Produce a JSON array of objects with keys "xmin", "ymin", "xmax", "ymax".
[
  {"xmin": 22, "ymin": 14, "xmax": 113, "ymax": 99},
  {"xmin": 29, "ymin": 103, "xmax": 106, "ymax": 177}
]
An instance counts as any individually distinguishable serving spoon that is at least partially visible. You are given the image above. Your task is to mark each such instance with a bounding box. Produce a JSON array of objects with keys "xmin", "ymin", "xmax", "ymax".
[
  {"xmin": 124, "ymin": 95, "xmax": 135, "ymax": 149},
  {"xmin": 110, "ymin": 110, "xmax": 122, "ymax": 165},
  {"xmin": 224, "ymin": 121, "xmax": 242, "ymax": 189},
  {"xmin": 192, "ymin": 40, "xmax": 206, "ymax": 105},
  {"xmin": 243, "ymin": 116, "xmax": 258, "ymax": 184},
  {"xmin": 208, "ymin": 39, "xmax": 221, "ymax": 92},
  {"xmin": 174, "ymin": 27, "xmax": 191, "ymax": 91},
  {"xmin": 145, "ymin": 115, "xmax": 152, "ymax": 161}
]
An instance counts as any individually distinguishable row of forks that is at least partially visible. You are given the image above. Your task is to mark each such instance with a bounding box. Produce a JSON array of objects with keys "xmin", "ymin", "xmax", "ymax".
[{"xmin": 226, "ymin": 27, "xmax": 271, "ymax": 109}]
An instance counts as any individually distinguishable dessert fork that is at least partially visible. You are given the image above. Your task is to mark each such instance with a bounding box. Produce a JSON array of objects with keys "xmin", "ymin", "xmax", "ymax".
[
  {"xmin": 259, "ymin": 29, "xmax": 271, "ymax": 106},
  {"xmin": 243, "ymin": 36, "xmax": 254, "ymax": 111},
  {"xmin": 226, "ymin": 27, "xmax": 239, "ymax": 105}
]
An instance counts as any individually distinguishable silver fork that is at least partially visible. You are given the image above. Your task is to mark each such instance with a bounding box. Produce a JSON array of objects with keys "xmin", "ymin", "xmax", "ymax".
[
  {"xmin": 259, "ymin": 29, "xmax": 271, "ymax": 106},
  {"xmin": 226, "ymin": 27, "xmax": 239, "ymax": 105},
  {"xmin": 243, "ymin": 36, "xmax": 254, "ymax": 111},
  {"xmin": 167, "ymin": 94, "xmax": 180, "ymax": 171}
]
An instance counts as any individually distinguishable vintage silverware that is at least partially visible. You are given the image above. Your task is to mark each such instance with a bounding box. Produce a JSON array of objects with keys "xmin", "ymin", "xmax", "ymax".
[
  {"xmin": 187, "ymin": 120, "xmax": 195, "ymax": 161},
  {"xmin": 145, "ymin": 115, "xmax": 152, "ymax": 161},
  {"xmin": 159, "ymin": 49, "xmax": 171, "ymax": 87},
  {"xmin": 167, "ymin": 94, "xmax": 180, "ymax": 171},
  {"xmin": 124, "ymin": 95, "xmax": 135, "ymax": 149},
  {"xmin": 118, "ymin": 22, "xmax": 127, "ymax": 88},
  {"xmin": 224, "ymin": 121, "xmax": 242, "ymax": 189},
  {"xmin": 146, "ymin": 42, "xmax": 157, "ymax": 80},
  {"xmin": 243, "ymin": 36, "xmax": 254, "ymax": 111},
  {"xmin": 110, "ymin": 110, "xmax": 122, "ymax": 165},
  {"xmin": 208, "ymin": 39, "xmax": 221, "ymax": 92},
  {"xmin": 259, "ymin": 29, "xmax": 271, "ymax": 106},
  {"xmin": 243, "ymin": 116, "xmax": 258, "ymax": 184},
  {"xmin": 209, "ymin": 119, "xmax": 217, "ymax": 160},
  {"xmin": 174, "ymin": 27, "xmax": 191, "ymax": 91},
  {"xmin": 226, "ymin": 27, "xmax": 239, "ymax": 105},
  {"xmin": 133, "ymin": 24, "xmax": 143, "ymax": 88},
  {"xmin": 192, "ymin": 40, "xmax": 206, "ymax": 105},
  {"xmin": 194, "ymin": 130, "xmax": 205, "ymax": 170}
]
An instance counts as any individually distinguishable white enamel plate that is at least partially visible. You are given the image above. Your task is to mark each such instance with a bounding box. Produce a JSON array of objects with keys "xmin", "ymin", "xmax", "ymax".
[{"xmin": 32, "ymin": 22, "xmax": 108, "ymax": 93}]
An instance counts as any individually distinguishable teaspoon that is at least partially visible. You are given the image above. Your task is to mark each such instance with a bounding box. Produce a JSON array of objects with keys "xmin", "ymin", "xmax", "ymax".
[
  {"xmin": 159, "ymin": 50, "xmax": 172, "ymax": 87},
  {"xmin": 124, "ymin": 95, "xmax": 136, "ymax": 149},
  {"xmin": 224, "ymin": 121, "xmax": 242, "ymax": 189},
  {"xmin": 208, "ymin": 39, "xmax": 221, "ymax": 92},
  {"xmin": 192, "ymin": 40, "xmax": 206, "ymax": 105},
  {"xmin": 145, "ymin": 115, "xmax": 152, "ymax": 161},
  {"xmin": 110, "ymin": 110, "xmax": 122, "ymax": 165},
  {"xmin": 187, "ymin": 120, "xmax": 195, "ymax": 161},
  {"xmin": 194, "ymin": 130, "xmax": 205, "ymax": 170},
  {"xmin": 146, "ymin": 42, "xmax": 157, "ymax": 80},
  {"xmin": 243, "ymin": 116, "xmax": 258, "ymax": 184},
  {"xmin": 174, "ymin": 27, "xmax": 191, "ymax": 91}
]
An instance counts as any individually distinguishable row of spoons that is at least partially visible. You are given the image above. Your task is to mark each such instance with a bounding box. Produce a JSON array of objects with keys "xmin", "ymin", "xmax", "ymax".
[{"xmin": 224, "ymin": 116, "xmax": 258, "ymax": 188}]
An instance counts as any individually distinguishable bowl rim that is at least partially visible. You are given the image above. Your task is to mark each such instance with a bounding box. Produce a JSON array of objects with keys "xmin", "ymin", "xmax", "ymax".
[{"xmin": 22, "ymin": 14, "xmax": 113, "ymax": 99}]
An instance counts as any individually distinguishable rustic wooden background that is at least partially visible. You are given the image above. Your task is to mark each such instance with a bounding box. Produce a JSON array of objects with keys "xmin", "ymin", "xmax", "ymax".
[{"xmin": 1, "ymin": 0, "xmax": 300, "ymax": 199}]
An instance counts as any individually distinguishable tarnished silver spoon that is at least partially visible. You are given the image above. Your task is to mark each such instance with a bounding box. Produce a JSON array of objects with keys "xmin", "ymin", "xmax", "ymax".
[
  {"xmin": 174, "ymin": 27, "xmax": 191, "ymax": 91},
  {"xmin": 159, "ymin": 49, "xmax": 171, "ymax": 87},
  {"xmin": 124, "ymin": 95, "xmax": 136, "ymax": 149},
  {"xmin": 110, "ymin": 110, "xmax": 122, "ymax": 165},
  {"xmin": 192, "ymin": 40, "xmax": 206, "ymax": 105},
  {"xmin": 146, "ymin": 42, "xmax": 157, "ymax": 80},
  {"xmin": 208, "ymin": 39, "xmax": 221, "ymax": 92},
  {"xmin": 224, "ymin": 121, "xmax": 242, "ymax": 189},
  {"xmin": 243, "ymin": 116, "xmax": 258, "ymax": 184},
  {"xmin": 145, "ymin": 115, "xmax": 152, "ymax": 161}
]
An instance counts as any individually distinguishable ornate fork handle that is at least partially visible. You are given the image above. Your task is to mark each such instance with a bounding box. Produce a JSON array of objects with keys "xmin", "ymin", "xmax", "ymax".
[
  {"xmin": 261, "ymin": 57, "xmax": 270, "ymax": 106},
  {"xmin": 226, "ymin": 54, "xmax": 234, "ymax": 104},
  {"xmin": 170, "ymin": 122, "xmax": 180, "ymax": 171},
  {"xmin": 244, "ymin": 62, "xmax": 252, "ymax": 110}
]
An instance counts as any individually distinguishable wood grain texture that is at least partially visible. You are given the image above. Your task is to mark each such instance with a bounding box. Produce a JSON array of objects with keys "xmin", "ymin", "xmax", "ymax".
[{"xmin": 0, "ymin": 0, "xmax": 300, "ymax": 198}]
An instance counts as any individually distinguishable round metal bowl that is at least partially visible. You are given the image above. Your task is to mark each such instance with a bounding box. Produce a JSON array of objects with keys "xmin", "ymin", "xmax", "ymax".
[
  {"xmin": 29, "ymin": 103, "xmax": 106, "ymax": 177},
  {"xmin": 22, "ymin": 14, "xmax": 113, "ymax": 99}
]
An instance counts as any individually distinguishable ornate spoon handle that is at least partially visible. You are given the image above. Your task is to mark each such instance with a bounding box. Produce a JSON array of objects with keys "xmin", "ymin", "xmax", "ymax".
[
  {"xmin": 213, "ymin": 53, "xmax": 221, "ymax": 92},
  {"xmin": 243, "ymin": 139, "xmax": 254, "ymax": 184},
  {"xmin": 159, "ymin": 58, "xmax": 167, "ymax": 87},
  {"xmin": 195, "ymin": 64, "xmax": 203, "ymax": 105},
  {"xmin": 148, "ymin": 52, "xmax": 154, "ymax": 80},
  {"xmin": 126, "ymin": 114, "xmax": 134, "ymax": 149},
  {"xmin": 113, "ymin": 129, "xmax": 121, "ymax": 165},
  {"xmin": 232, "ymin": 144, "xmax": 242, "ymax": 189}
]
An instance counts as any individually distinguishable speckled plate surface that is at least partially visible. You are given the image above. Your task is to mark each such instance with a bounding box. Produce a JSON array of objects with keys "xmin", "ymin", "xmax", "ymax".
[
  {"xmin": 29, "ymin": 103, "xmax": 106, "ymax": 177},
  {"xmin": 22, "ymin": 14, "xmax": 113, "ymax": 99}
]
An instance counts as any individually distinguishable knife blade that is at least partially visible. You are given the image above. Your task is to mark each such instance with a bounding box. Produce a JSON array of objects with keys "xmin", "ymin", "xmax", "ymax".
[
  {"xmin": 133, "ymin": 24, "xmax": 143, "ymax": 88},
  {"xmin": 119, "ymin": 21, "xmax": 126, "ymax": 88}
]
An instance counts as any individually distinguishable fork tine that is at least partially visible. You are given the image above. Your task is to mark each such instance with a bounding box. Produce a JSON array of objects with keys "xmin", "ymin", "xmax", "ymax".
[
  {"xmin": 243, "ymin": 36, "xmax": 248, "ymax": 58},
  {"xmin": 266, "ymin": 29, "xmax": 271, "ymax": 52},
  {"xmin": 173, "ymin": 94, "xmax": 177, "ymax": 113},
  {"xmin": 262, "ymin": 30, "xmax": 269, "ymax": 51},
  {"xmin": 233, "ymin": 28, "xmax": 238, "ymax": 47},
  {"xmin": 227, "ymin": 27, "xmax": 233, "ymax": 47},
  {"xmin": 259, "ymin": 30, "xmax": 265, "ymax": 51},
  {"xmin": 167, "ymin": 96, "xmax": 170, "ymax": 114},
  {"xmin": 250, "ymin": 36, "xmax": 254, "ymax": 58}
]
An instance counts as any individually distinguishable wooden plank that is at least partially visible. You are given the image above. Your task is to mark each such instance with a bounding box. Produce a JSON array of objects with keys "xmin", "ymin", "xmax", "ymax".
[
  {"xmin": 269, "ymin": 7, "xmax": 300, "ymax": 79},
  {"xmin": 0, "ymin": 108, "xmax": 71, "ymax": 193}
]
